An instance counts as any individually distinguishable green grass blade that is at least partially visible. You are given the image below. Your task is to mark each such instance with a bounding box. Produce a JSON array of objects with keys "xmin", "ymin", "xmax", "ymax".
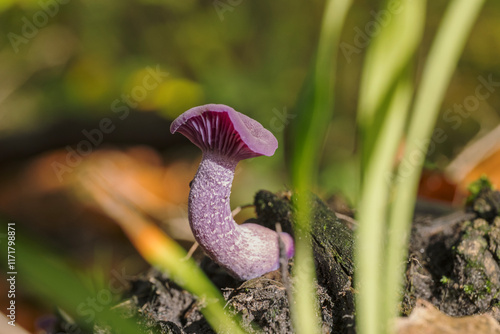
[
  {"xmin": 356, "ymin": 74, "xmax": 414, "ymax": 334},
  {"xmin": 290, "ymin": 0, "xmax": 353, "ymax": 184},
  {"xmin": 357, "ymin": 0, "xmax": 427, "ymax": 168},
  {"xmin": 386, "ymin": 0, "xmax": 486, "ymax": 332},
  {"xmin": 355, "ymin": 1, "xmax": 426, "ymax": 333},
  {"xmin": 288, "ymin": 0, "xmax": 352, "ymax": 333}
]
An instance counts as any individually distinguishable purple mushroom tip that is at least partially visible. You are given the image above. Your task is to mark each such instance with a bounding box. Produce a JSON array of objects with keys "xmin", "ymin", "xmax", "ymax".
[
  {"xmin": 170, "ymin": 104, "xmax": 278, "ymax": 160},
  {"xmin": 170, "ymin": 104, "xmax": 294, "ymax": 280}
]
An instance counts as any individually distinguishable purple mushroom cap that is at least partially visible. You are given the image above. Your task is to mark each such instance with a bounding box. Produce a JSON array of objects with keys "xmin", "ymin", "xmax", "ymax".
[{"xmin": 170, "ymin": 104, "xmax": 278, "ymax": 160}]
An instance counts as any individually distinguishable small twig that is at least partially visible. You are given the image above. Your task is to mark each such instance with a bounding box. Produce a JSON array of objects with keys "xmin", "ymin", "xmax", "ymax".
[
  {"xmin": 231, "ymin": 204, "xmax": 254, "ymax": 218},
  {"xmin": 181, "ymin": 242, "xmax": 199, "ymax": 261},
  {"xmin": 276, "ymin": 222, "xmax": 294, "ymax": 308},
  {"xmin": 335, "ymin": 212, "xmax": 358, "ymax": 230},
  {"xmin": 419, "ymin": 211, "xmax": 476, "ymax": 238}
]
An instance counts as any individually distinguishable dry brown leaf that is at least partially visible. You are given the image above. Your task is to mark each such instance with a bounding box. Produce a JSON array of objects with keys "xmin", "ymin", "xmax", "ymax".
[{"xmin": 396, "ymin": 299, "xmax": 500, "ymax": 334}]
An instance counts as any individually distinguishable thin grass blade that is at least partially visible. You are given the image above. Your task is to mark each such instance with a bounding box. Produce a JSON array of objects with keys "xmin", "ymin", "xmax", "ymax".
[
  {"xmin": 355, "ymin": 1, "xmax": 426, "ymax": 333},
  {"xmin": 288, "ymin": 0, "xmax": 352, "ymax": 333},
  {"xmin": 386, "ymin": 0, "xmax": 486, "ymax": 332}
]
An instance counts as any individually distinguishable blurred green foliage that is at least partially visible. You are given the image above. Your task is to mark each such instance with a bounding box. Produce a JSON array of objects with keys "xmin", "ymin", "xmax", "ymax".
[
  {"xmin": 1, "ymin": 1, "xmax": 499, "ymax": 202},
  {"xmin": 0, "ymin": 1, "xmax": 322, "ymax": 126}
]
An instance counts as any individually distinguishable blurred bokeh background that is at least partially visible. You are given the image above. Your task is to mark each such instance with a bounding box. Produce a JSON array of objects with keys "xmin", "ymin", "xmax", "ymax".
[{"xmin": 1, "ymin": 0, "xmax": 500, "ymax": 331}]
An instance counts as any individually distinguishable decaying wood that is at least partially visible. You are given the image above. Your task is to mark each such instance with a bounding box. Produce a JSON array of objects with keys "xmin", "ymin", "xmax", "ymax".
[{"xmin": 253, "ymin": 190, "xmax": 355, "ymax": 333}]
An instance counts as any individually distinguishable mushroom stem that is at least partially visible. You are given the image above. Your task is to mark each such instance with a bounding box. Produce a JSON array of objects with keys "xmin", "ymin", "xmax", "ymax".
[
  {"xmin": 189, "ymin": 151, "xmax": 293, "ymax": 280},
  {"xmin": 189, "ymin": 151, "xmax": 238, "ymax": 251}
]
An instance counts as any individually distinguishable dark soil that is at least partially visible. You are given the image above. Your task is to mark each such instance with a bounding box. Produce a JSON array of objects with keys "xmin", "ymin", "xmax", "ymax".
[
  {"xmin": 55, "ymin": 187, "xmax": 500, "ymax": 333},
  {"xmin": 403, "ymin": 186, "xmax": 500, "ymax": 321}
]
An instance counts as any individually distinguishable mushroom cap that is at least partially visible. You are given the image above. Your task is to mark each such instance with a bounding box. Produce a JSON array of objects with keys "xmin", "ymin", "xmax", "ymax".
[{"xmin": 170, "ymin": 104, "xmax": 278, "ymax": 160}]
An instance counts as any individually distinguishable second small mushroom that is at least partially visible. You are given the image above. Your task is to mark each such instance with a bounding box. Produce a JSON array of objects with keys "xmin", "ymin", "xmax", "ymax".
[{"xmin": 170, "ymin": 104, "xmax": 294, "ymax": 280}]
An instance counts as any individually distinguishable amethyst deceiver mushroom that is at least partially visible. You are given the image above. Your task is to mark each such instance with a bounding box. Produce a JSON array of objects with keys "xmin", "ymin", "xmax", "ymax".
[{"xmin": 170, "ymin": 104, "xmax": 294, "ymax": 280}]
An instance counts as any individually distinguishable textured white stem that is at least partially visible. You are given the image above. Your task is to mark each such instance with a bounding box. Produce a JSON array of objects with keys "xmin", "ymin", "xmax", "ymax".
[{"xmin": 189, "ymin": 151, "xmax": 294, "ymax": 280}]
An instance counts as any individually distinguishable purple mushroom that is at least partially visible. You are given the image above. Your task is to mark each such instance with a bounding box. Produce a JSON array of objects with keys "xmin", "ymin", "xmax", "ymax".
[{"xmin": 170, "ymin": 104, "xmax": 294, "ymax": 280}]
